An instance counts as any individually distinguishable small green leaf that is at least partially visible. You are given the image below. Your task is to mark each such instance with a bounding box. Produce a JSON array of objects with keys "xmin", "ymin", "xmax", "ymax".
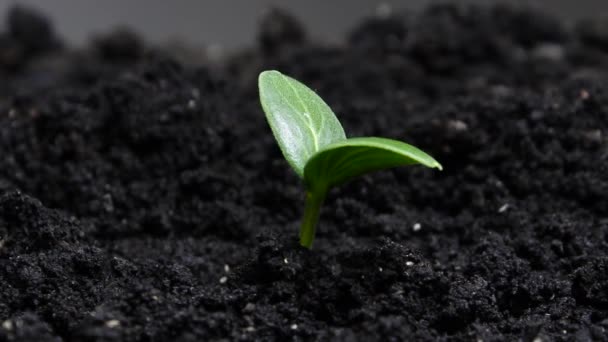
[
  {"xmin": 304, "ymin": 137, "xmax": 442, "ymax": 191},
  {"xmin": 257, "ymin": 70, "xmax": 443, "ymax": 249},
  {"xmin": 258, "ymin": 70, "xmax": 346, "ymax": 178}
]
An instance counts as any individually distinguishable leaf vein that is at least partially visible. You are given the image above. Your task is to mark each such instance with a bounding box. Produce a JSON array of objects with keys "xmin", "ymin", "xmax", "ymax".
[{"xmin": 281, "ymin": 73, "xmax": 319, "ymax": 152}]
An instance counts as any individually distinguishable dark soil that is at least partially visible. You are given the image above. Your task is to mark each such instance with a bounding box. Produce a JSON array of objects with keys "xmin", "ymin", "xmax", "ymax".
[{"xmin": 0, "ymin": 3, "xmax": 607, "ymax": 341}]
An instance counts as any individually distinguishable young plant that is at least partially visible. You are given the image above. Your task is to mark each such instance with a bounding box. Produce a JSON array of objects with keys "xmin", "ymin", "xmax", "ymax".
[{"xmin": 258, "ymin": 70, "xmax": 442, "ymax": 249}]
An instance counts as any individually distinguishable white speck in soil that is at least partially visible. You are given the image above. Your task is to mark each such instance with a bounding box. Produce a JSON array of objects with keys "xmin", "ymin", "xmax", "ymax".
[
  {"xmin": 531, "ymin": 43, "xmax": 564, "ymax": 61},
  {"xmin": 378, "ymin": 267, "xmax": 383, "ymax": 272},
  {"xmin": 105, "ymin": 320, "xmax": 120, "ymax": 328},
  {"xmin": 290, "ymin": 324, "xmax": 298, "ymax": 330},
  {"xmin": 152, "ymin": 295, "xmax": 159, "ymax": 301},
  {"xmin": 102, "ymin": 194, "xmax": 114, "ymax": 212},
  {"xmin": 533, "ymin": 337, "xmax": 543, "ymax": 342},
  {"xmin": 243, "ymin": 303, "xmax": 256, "ymax": 312},
  {"xmin": 224, "ymin": 264, "xmax": 230, "ymax": 272},
  {"xmin": 413, "ymin": 223, "xmax": 422, "ymax": 231},
  {"xmin": 2, "ymin": 320, "xmax": 13, "ymax": 330},
  {"xmin": 498, "ymin": 204, "xmax": 509, "ymax": 213},
  {"xmin": 219, "ymin": 276, "xmax": 228, "ymax": 284},
  {"xmin": 188, "ymin": 100, "xmax": 196, "ymax": 109},
  {"xmin": 447, "ymin": 119, "xmax": 468, "ymax": 132},
  {"xmin": 283, "ymin": 258, "xmax": 289, "ymax": 264},
  {"xmin": 583, "ymin": 129, "xmax": 602, "ymax": 144},
  {"xmin": 244, "ymin": 326, "xmax": 255, "ymax": 332},
  {"xmin": 406, "ymin": 261, "xmax": 414, "ymax": 266}
]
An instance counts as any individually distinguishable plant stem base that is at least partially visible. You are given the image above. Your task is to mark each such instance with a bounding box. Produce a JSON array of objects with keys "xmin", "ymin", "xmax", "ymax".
[{"xmin": 299, "ymin": 189, "xmax": 326, "ymax": 248}]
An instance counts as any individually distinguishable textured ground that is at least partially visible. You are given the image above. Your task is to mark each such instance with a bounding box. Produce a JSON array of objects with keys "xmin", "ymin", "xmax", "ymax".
[{"xmin": 0, "ymin": 4, "xmax": 607, "ymax": 341}]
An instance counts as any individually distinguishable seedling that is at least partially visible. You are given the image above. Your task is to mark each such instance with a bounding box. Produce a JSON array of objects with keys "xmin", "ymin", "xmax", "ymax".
[{"xmin": 258, "ymin": 70, "xmax": 442, "ymax": 249}]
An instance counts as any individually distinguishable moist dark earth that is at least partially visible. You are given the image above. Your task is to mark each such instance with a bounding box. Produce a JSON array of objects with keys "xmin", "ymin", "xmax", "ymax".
[{"xmin": 0, "ymin": 4, "xmax": 607, "ymax": 341}]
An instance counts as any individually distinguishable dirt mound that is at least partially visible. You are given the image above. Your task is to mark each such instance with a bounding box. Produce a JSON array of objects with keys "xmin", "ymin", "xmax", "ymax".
[{"xmin": 0, "ymin": 4, "xmax": 607, "ymax": 341}]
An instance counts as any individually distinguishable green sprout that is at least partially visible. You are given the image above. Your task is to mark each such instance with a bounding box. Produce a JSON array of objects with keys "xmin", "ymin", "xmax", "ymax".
[{"xmin": 258, "ymin": 70, "xmax": 442, "ymax": 249}]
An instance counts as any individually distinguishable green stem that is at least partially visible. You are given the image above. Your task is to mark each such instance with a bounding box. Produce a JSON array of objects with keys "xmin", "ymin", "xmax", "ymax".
[{"xmin": 299, "ymin": 188, "xmax": 327, "ymax": 249}]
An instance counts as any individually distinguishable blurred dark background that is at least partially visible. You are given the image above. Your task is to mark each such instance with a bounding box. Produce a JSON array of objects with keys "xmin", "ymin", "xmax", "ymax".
[{"xmin": 2, "ymin": 0, "xmax": 607, "ymax": 49}]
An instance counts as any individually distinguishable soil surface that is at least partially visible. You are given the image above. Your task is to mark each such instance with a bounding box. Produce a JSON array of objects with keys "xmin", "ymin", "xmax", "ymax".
[{"xmin": 0, "ymin": 4, "xmax": 607, "ymax": 341}]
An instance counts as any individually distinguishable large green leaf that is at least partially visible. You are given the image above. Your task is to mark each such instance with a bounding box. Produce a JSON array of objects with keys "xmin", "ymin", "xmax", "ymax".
[
  {"xmin": 258, "ymin": 70, "xmax": 346, "ymax": 178},
  {"xmin": 304, "ymin": 137, "xmax": 442, "ymax": 191}
]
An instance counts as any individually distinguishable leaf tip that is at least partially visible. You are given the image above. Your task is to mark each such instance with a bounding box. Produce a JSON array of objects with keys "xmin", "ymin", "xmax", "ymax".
[{"xmin": 258, "ymin": 70, "xmax": 280, "ymax": 83}]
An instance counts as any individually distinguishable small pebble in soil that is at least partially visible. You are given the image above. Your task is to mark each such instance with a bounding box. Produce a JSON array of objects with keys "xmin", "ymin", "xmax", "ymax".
[
  {"xmin": 243, "ymin": 303, "xmax": 256, "ymax": 312},
  {"xmin": 188, "ymin": 100, "xmax": 196, "ymax": 109},
  {"xmin": 283, "ymin": 258, "xmax": 289, "ymax": 264},
  {"xmin": 533, "ymin": 337, "xmax": 543, "ymax": 342},
  {"xmin": 244, "ymin": 326, "xmax": 255, "ymax": 332},
  {"xmin": 583, "ymin": 129, "xmax": 602, "ymax": 144},
  {"xmin": 2, "ymin": 320, "xmax": 13, "ymax": 331},
  {"xmin": 498, "ymin": 204, "xmax": 509, "ymax": 213},
  {"xmin": 531, "ymin": 43, "xmax": 564, "ymax": 61},
  {"xmin": 103, "ymin": 194, "xmax": 114, "ymax": 212},
  {"xmin": 406, "ymin": 261, "xmax": 414, "ymax": 266},
  {"xmin": 224, "ymin": 264, "xmax": 230, "ymax": 272},
  {"xmin": 105, "ymin": 320, "xmax": 120, "ymax": 328},
  {"xmin": 290, "ymin": 324, "xmax": 298, "ymax": 330},
  {"xmin": 412, "ymin": 223, "xmax": 422, "ymax": 231},
  {"xmin": 219, "ymin": 276, "xmax": 228, "ymax": 284},
  {"xmin": 447, "ymin": 119, "xmax": 468, "ymax": 132}
]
